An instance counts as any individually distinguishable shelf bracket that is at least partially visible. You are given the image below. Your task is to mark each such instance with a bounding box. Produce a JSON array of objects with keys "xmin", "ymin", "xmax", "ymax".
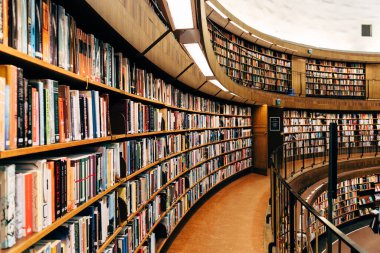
[
  {"xmin": 175, "ymin": 62, "xmax": 194, "ymax": 79},
  {"xmin": 140, "ymin": 29, "xmax": 171, "ymax": 56},
  {"xmin": 197, "ymin": 80, "xmax": 208, "ymax": 90},
  {"xmin": 214, "ymin": 90, "xmax": 222, "ymax": 96}
]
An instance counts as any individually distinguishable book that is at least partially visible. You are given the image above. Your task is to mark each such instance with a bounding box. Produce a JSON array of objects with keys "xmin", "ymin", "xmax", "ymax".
[
  {"xmin": 0, "ymin": 65, "xmax": 18, "ymax": 150},
  {"xmin": 0, "ymin": 164, "xmax": 16, "ymax": 248}
]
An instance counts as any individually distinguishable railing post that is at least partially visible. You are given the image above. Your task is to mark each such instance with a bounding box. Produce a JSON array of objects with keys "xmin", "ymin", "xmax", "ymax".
[
  {"xmin": 361, "ymin": 135, "xmax": 364, "ymax": 158},
  {"xmin": 302, "ymin": 139, "xmax": 305, "ymax": 172},
  {"xmin": 284, "ymin": 143, "xmax": 288, "ymax": 178},
  {"xmin": 272, "ymin": 167, "xmax": 277, "ymax": 245},
  {"xmin": 312, "ymin": 139, "xmax": 316, "ymax": 167},
  {"xmin": 323, "ymin": 135, "xmax": 327, "ymax": 165},
  {"xmin": 292, "ymin": 141, "xmax": 296, "ymax": 176},
  {"xmin": 289, "ymin": 193, "xmax": 295, "ymax": 253},
  {"xmin": 376, "ymin": 139, "xmax": 378, "ymax": 157}
]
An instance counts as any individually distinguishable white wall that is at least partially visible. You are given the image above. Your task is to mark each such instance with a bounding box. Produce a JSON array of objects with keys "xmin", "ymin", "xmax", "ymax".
[{"xmin": 217, "ymin": 0, "xmax": 380, "ymax": 52}]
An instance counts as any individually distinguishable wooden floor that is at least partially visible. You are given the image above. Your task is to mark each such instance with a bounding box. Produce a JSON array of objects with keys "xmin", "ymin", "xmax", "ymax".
[{"xmin": 166, "ymin": 173, "xmax": 270, "ymax": 253}]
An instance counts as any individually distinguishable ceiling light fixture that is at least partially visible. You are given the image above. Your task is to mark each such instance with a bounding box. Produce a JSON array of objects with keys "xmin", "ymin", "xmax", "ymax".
[
  {"xmin": 206, "ymin": 1, "xmax": 228, "ymax": 19},
  {"xmin": 166, "ymin": 0, "xmax": 194, "ymax": 30},
  {"xmin": 230, "ymin": 21, "xmax": 248, "ymax": 33},
  {"xmin": 183, "ymin": 43, "xmax": 214, "ymax": 77},
  {"xmin": 209, "ymin": 79, "xmax": 228, "ymax": 91}
]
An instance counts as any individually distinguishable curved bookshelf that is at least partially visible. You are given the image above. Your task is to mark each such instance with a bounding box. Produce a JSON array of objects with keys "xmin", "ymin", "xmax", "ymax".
[
  {"xmin": 207, "ymin": 19, "xmax": 292, "ymax": 94},
  {"xmin": 309, "ymin": 173, "xmax": 380, "ymax": 236},
  {"xmin": 0, "ymin": 1, "xmax": 254, "ymax": 253}
]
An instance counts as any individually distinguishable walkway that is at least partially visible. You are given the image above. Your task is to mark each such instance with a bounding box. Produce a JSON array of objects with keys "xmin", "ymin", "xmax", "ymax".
[{"xmin": 166, "ymin": 173, "xmax": 270, "ymax": 253}]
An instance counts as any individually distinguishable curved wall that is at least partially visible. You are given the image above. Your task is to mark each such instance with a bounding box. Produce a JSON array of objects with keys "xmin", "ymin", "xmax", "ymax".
[{"xmin": 217, "ymin": 0, "xmax": 380, "ymax": 52}]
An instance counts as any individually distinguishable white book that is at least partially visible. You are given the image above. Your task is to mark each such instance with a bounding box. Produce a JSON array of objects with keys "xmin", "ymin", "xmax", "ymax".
[
  {"xmin": 15, "ymin": 173, "xmax": 26, "ymax": 239},
  {"xmin": 0, "ymin": 164, "xmax": 16, "ymax": 248}
]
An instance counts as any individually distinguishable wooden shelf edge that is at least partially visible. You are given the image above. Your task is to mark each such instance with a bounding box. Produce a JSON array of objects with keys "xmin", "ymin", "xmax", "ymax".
[
  {"xmin": 2, "ymin": 178, "xmax": 127, "ymax": 253},
  {"xmin": 97, "ymin": 156, "xmax": 252, "ymax": 252},
  {"xmin": 0, "ymin": 137, "xmax": 112, "ymax": 159}
]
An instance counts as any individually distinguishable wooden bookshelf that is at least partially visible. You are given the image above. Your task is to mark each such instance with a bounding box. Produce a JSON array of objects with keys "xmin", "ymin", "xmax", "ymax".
[
  {"xmin": 310, "ymin": 174, "xmax": 380, "ymax": 235},
  {"xmin": 207, "ymin": 20, "xmax": 292, "ymax": 94},
  {"xmin": 0, "ymin": 1, "xmax": 254, "ymax": 253},
  {"xmin": 306, "ymin": 59, "xmax": 366, "ymax": 98},
  {"xmin": 283, "ymin": 110, "xmax": 380, "ymax": 160}
]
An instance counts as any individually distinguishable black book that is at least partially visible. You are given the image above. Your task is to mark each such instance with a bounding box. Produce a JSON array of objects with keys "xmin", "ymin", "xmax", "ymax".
[
  {"xmin": 16, "ymin": 68, "xmax": 24, "ymax": 147},
  {"xmin": 79, "ymin": 95, "xmax": 85, "ymax": 139},
  {"xmin": 109, "ymin": 99, "xmax": 128, "ymax": 134},
  {"xmin": 8, "ymin": 0, "xmax": 17, "ymax": 48},
  {"xmin": 27, "ymin": 84, "xmax": 33, "ymax": 146},
  {"xmin": 23, "ymin": 78, "xmax": 29, "ymax": 146},
  {"xmin": 50, "ymin": 2, "xmax": 58, "ymax": 66},
  {"xmin": 61, "ymin": 158, "xmax": 67, "ymax": 215},
  {"xmin": 54, "ymin": 159, "xmax": 61, "ymax": 218}
]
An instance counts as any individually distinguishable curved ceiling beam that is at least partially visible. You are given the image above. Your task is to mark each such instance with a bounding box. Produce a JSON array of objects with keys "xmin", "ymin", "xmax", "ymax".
[{"xmin": 197, "ymin": 0, "xmax": 380, "ymax": 110}]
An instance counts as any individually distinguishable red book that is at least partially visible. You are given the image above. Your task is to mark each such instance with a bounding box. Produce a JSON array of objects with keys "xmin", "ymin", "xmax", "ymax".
[
  {"xmin": 24, "ymin": 172, "xmax": 34, "ymax": 236},
  {"xmin": 58, "ymin": 97, "xmax": 65, "ymax": 142},
  {"xmin": 47, "ymin": 161, "xmax": 55, "ymax": 222}
]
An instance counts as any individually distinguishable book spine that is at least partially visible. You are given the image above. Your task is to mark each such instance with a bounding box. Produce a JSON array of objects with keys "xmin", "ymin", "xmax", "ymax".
[
  {"xmin": 53, "ymin": 80, "xmax": 59, "ymax": 142},
  {"xmin": 50, "ymin": 2, "xmax": 57, "ymax": 66},
  {"xmin": 24, "ymin": 173, "xmax": 33, "ymax": 236},
  {"xmin": 54, "ymin": 160, "xmax": 61, "ymax": 218},
  {"xmin": 21, "ymin": 0, "xmax": 27, "ymax": 53},
  {"xmin": 4, "ymin": 85, "xmax": 9, "ymax": 150},
  {"xmin": 27, "ymin": 0, "xmax": 36, "ymax": 57},
  {"xmin": 17, "ymin": 69, "xmax": 24, "ymax": 147},
  {"xmin": 79, "ymin": 95, "xmax": 85, "ymax": 140},
  {"xmin": 42, "ymin": 0, "xmax": 50, "ymax": 62},
  {"xmin": 58, "ymin": 97, "xmax": 64, "ymax": 142},
  {"xmin": 38, "ymin": 81, "xmax": 44, "ymax": 146},
  {"xmin": 27, "ymin": 84, "xmax": 32, "ymax": 146},
  {"xmin": 0, "ymin": 79, "xmax": 4, "ymax": 151},
  {"xmin": 65, "ymin": 85, "xmax": 71, "ymax": 141},
  {"xmin": 23, "ymin": 79, "xmax": 28, "ymax": 147},
  {"xmin": 0, "ymin": 165, "xmax": 16, "ymax": 248},
  {"xmin": 34, "ymin": 0, "xmax": 42, "ymax": 59},
  {"xmin": 44, "ymin": 88, "xmax": 50, "ymax": 144},
  {"xmin": 62, "ymin": 159, "xmax": 67, "ymax": 215}
]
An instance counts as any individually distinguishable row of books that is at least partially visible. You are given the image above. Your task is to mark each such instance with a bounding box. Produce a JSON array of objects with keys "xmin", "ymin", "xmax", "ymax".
[
  {"xmin": 312, "ymin": 174, "xmax": 380, "ymax": 232},
  {"xmin": 110, "ymin": 99, "xmax": 251, "ymax": 135},
  {"xmin": 0, "ymin": 138, "xmax": 252, "ymax": 249},
  {"xmin": 283, "ymin": 110, "xmax": 380, "ymax": 157},
  {"xmin": 305, "ymin": 59, "xmax": 365, "ymax": 98},
  {"xmin": 0, "ymin": 64, "xmax": 111, "ymax": 150},
  {"xmin": 0, "ymin": 2, "xmax": 254, "ymax": 118},
  {"xmin": 0, "ymin": 143, "xmax": 123, "ymax": 248},
  {"xmin": 22, "ymin": 155, "xmax": 252, "ymax": 253},
  {"xmin": 208, "ymin": 20, "xmax": 292, "ymax": 94}
]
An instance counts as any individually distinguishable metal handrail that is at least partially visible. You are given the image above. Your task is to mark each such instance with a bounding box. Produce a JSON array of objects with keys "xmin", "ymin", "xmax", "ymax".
[{"xmin": 269, "ymin": 140, "xmax": 370, "ymax": 253}]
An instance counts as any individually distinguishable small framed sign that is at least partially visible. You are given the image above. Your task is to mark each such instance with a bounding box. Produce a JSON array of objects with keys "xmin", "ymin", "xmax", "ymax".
[{"xmin": 270, "ymin": 117, "xmax": 280, "ymax": 132}]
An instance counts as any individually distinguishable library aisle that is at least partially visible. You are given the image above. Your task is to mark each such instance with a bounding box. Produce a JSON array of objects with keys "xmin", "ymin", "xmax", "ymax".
[{"xmin": 167, "ymin": 173, "xmax": 269, "ymax": 253}]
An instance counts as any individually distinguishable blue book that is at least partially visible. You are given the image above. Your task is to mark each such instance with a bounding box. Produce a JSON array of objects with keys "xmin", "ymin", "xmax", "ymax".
[
  {"xmin": 28, "ymin": 0, "xmax": 36, "ymax": 57},
  {"xmin": 4, "ymin": 86, "xmax": 10, "ymax": 150},
  {"xmin": 21, "ymin": 0, "xmax": 28, "ymax": 53}
]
